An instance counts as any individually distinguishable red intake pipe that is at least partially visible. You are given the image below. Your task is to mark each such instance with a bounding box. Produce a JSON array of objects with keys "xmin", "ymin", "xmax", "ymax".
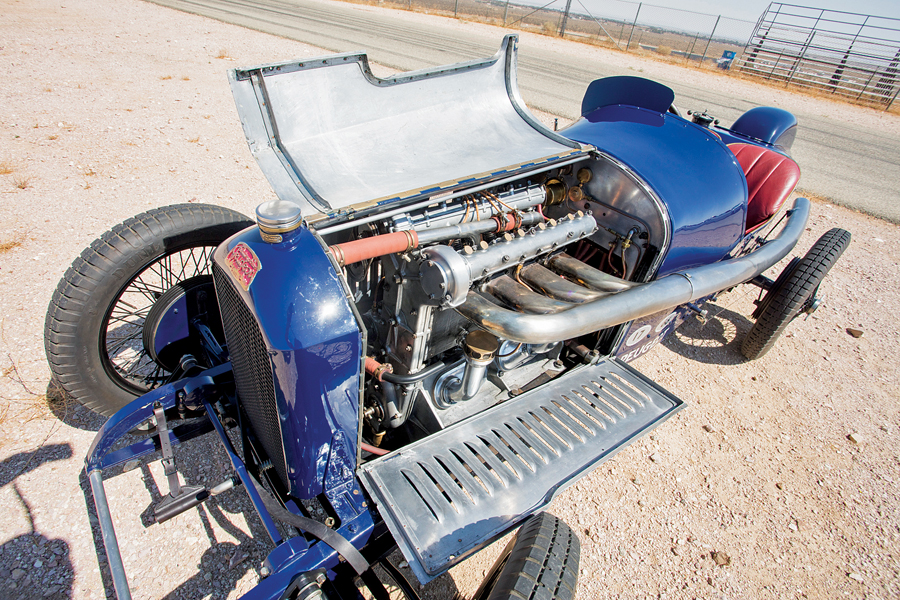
[
  {"xmin": 328, "ymin": 211, "xmax": 535, "ymax": 267},
  {"xmin": 330, "ymin": 231, "xmax": 418, "ymax": 267}
]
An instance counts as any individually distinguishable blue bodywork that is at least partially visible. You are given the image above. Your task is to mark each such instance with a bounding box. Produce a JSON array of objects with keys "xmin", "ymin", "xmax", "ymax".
[
  {"xmin": 562, "ymin": 76, "xmax": 776, "ymax": 363},
  {"xmin": 723, "ymin": 106, "xmax": 798, "ymax": 153},
  {"xmin": 564, "ymin": 105, "xmax": 747, "ymax": 275},
  {"xmin": 213, "ymin": 225, "xmax": 363, "ymax": 500}
]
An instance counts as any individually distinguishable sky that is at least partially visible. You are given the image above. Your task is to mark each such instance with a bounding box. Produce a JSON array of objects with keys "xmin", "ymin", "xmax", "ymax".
[{"xmin": 646, "ymin": 0, "xmax": 900, "ymax": 24}]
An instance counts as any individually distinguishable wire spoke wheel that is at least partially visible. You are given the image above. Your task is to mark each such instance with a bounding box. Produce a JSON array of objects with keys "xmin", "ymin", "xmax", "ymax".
[
  {"xmin": 101, "ymin": 246, "xmax": 217, "ymax": 394},
  {"xmin": 45, "ymin": 204, "xmax": 253, "ymax": 416}
]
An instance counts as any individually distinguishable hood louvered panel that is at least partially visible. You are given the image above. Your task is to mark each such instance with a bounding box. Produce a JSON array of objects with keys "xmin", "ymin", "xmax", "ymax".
[{"xmin": 359, "ymin": 358, "xmax": 684, "ymax": 584}]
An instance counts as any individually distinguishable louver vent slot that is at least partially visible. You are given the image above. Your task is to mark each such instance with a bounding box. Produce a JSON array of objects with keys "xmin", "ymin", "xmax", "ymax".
[{"xmin": 359, "ymin": 358, "xmax": 685, "ymax": 583}]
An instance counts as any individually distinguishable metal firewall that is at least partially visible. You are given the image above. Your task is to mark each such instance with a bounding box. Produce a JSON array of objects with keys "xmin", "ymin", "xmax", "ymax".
[{"xmin": 563, "ymin": 105, "xmax": 747, "ymax": 275}]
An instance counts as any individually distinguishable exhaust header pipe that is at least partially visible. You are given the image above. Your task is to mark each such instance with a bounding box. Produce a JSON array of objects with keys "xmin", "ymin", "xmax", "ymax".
[{"xmin": 456, "ymin": 198, "xmax": 810, "ymax": 344}]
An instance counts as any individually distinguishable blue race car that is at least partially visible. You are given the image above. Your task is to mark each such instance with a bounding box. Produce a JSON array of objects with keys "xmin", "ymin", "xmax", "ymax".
[{"xmin": 45, "ymin": 35, "xmax": 849, "ymax": 600}]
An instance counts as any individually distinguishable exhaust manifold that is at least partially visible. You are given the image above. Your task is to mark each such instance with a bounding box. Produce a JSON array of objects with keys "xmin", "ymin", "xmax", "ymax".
[{"xmin": 418, "ymin": 212, "xmax": 597, "ymax": 307}]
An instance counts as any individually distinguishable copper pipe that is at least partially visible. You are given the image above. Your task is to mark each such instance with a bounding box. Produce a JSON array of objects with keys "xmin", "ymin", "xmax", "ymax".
[
  {"xmin": 364, "ymin": 357, "xmax": 393, "ymax": 381},
  {"xmin": 330, "ymin": 230, "xmax": 418, "ymax": 267},
  {"xmin": 361, "ymin": 442, "xmax": 389, "ymax": 456},
  {"xmin": 331, "ymin": 212, "xmax": 541, "ymax": 265}
]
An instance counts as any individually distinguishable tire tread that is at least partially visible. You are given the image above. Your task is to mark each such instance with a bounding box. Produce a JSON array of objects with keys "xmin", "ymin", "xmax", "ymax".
[
  {"xmin": 741, "ymin": 228, "xmax": 851, "ymax": 360},
  {"xmin": 485, "ymin": 513, "xmax": 580, "ymax": 600},
  {"xmin": 44, "ymin": 204, "xmax": 252, "ymax": 416}
]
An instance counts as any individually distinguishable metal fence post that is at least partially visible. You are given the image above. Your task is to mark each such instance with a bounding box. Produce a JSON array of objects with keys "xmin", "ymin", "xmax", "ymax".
[
  {"xmin": 687, "ymin": 32, "xmax": 701, "ymax": 61},
  {"xmin": 454, "ymin": 0, "xmax": 459, "ymax": 18},
  {"xmin": 503, "ymin": 0, "xmax": 509, "ymax": 25},
  {"xmin": 559, "ymin": 0, "xmax": 573, "ymax": 37},
  {"xmin": 787, "ymin": 30, "xmax": 815, "ymax": 86},
  {"xmin": 700, "ymin": 15, "xmax": 721, "ymax": 64},
  {"xmin": 626, "ymin": 3, "xmax": 642, "ymax": 51}
]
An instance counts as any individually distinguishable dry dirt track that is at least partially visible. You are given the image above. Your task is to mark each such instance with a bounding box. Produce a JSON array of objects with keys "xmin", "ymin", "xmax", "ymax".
[{"xmin": 1, "ymin": 0, "xmax": 899, "ymax": 599}]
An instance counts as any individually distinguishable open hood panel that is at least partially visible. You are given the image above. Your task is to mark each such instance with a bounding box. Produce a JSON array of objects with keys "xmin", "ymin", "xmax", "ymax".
[{"xmin": 229, "ymin": 35, "xmax": 587, "ymax": 223}]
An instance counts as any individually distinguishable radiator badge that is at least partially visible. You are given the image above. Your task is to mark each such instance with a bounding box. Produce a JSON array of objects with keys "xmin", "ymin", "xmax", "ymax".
[{"xmin": 225, "ymin": 242, "xmax": 262, "ymax": 291}]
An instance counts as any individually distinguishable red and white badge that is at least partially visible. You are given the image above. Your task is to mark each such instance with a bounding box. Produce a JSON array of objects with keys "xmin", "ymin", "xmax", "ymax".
[{"xmin": 225, "ymin": 242, "xmax": 262, "ymax": 291}]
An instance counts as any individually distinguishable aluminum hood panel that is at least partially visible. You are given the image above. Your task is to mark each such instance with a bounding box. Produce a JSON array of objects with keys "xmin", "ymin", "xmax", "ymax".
[{"xmin": 229, "ymin": 35, "xmax": 585, "ymax": 221}]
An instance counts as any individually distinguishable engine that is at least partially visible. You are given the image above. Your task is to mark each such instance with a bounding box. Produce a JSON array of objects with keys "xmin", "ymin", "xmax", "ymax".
[{"xmin": 305, "ymin": 153, "xmax": 670, "ymax": 448}]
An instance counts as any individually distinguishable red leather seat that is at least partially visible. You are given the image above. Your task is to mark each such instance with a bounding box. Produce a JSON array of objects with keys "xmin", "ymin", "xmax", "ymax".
[{"xmin": 730, "ymin": 143, "xmax": 800, "ymax": 233}]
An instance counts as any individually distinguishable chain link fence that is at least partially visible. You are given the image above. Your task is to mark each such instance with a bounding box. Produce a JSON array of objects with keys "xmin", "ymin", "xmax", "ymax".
[
  {"xmin": 362, "ymin": 0, "xmax": 899, "ymax": 109},
  {"xmin": 374, "ymin": 0, "xmax": 756, "ymax": 67}
]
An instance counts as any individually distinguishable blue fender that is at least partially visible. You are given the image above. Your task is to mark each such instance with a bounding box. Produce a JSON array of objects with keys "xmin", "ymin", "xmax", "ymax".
[{"xmin": 729, "ymin": 106, "xmax": 798, "ymax": 152}]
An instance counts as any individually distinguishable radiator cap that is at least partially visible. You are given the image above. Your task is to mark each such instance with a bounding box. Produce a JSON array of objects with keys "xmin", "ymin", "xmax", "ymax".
[{"xmin": 256, "ymin": 200, "xmax": 303, "ymax": 242}]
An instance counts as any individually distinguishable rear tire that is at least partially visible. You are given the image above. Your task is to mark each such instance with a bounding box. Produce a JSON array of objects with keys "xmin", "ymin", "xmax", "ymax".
[
  {"xmin": 44, "ymin": 204, "xmax": 253, "ymax": 416},
  {"xmin": 473, "ymin": 512, "xmax": 580, "ymax": 600},
  {"xmin": 741, "ymin": 228, "xmax": 851, "ymax": 360}
]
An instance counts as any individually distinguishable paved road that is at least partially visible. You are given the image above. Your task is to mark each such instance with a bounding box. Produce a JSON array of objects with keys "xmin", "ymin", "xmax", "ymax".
[{"xmin": 151, "ymin": 0, "xmax": 900, "ymax": 222}]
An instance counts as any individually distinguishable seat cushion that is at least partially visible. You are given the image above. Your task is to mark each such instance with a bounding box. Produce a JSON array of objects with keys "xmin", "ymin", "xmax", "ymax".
[{"xmin": 730, "ymin": 143, "xmax": 800, "ymax": 232}]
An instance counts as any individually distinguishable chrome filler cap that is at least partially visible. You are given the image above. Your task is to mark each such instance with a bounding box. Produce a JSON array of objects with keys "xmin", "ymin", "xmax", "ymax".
[{"xmin": 256, "ymin": 200, "xmax": 303, "ymax": 242}]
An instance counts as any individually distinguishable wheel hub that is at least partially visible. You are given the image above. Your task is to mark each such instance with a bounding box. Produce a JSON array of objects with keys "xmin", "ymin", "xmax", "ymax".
[{"xmin": 142, "ymin": 275, "xmax": 222, "ymax": 372}]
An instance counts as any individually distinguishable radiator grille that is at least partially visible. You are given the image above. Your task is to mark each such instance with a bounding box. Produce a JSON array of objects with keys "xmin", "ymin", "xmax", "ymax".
[{"xmin": 212, "ymin": 263, "xmax": 288, "ymax": 486}]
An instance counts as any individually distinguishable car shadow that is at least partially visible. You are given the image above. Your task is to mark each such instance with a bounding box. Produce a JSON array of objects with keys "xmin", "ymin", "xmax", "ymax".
[
  {"xmin": 81, "ymin": 432, "xmax": 283, "ymax": 600},
  {"xmin": 0, "ymin": 445, "xmax": 76, "ymax": 598},
  {"xmin": 662, "ymin": 303, "xmax": 755, "ymax": 366},
  {"xmin": 45, "ymin": 379, "xmax": 106, "ymax": 432}
]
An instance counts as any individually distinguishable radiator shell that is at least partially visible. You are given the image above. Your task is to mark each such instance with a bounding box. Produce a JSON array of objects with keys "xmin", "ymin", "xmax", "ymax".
[{"xmin": 212, "ymin": 226, "xmax": 361, "ymax": 499}]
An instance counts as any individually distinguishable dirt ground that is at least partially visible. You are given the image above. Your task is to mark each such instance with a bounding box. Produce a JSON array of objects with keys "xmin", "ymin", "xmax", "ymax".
[{"xmin": 1, "ymin": 0, "xmax": 898, "ymax": 599}]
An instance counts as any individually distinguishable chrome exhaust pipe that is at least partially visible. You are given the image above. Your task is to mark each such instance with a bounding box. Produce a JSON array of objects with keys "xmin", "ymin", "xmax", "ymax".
[{"xmin": 456, "ymin": 198, "xmax": 810, "ymax": 344}]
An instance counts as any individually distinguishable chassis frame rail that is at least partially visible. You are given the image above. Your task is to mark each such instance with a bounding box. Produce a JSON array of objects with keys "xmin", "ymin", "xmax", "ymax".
[{"xmin": 84, "ymin": 364, "xmax": 376, "ymax": 600}]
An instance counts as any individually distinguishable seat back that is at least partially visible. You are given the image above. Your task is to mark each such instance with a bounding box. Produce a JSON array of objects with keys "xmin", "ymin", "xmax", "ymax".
[{"xmin": 730, "ymin": 143, "xmax": 800, "ymax": 233}]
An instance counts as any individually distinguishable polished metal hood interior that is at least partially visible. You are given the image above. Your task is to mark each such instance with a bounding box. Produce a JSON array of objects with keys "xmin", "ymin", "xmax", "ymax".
[{"xmin": 229, "ymin": 35, "xmax": 587, "ymax": 222}]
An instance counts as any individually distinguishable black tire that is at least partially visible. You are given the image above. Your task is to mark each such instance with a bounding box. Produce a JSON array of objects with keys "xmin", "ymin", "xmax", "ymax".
[
  {"xmin": 473, "ymin": 512, "xmax": 580, "ymax": 600},
  {"xmin": 45, "ymin": 204, "xmax": 253, "ymax": 416},
  {"xmin": 741, "ymin": 227, "xmax": 851, "ymax": 360}
]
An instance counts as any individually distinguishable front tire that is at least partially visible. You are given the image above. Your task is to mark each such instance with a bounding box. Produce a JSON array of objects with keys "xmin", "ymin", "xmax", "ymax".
[
  {"xmin": 44, "ymin": 204, "xmax": 253, "ymax": 416},
  {"xmin": 741, "ymin": 227, "xmax": 851, "ymax": 360},
  {"xmin": 473, "ymin": 512, "xmax": 580, "ymax": 600}
]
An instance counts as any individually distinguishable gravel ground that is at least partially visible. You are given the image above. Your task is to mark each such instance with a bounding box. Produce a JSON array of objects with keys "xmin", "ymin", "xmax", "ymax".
[{"xmin": 1, "ymin": 0, "xmax": 898, "ymax": 599}]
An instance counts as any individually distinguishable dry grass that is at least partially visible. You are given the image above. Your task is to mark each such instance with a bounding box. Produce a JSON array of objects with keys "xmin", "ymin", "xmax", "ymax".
[
  {"xmin": 83, "ymin": 167, "xmax": 97, "ymax": 177},
  {"xmin": 181, "ymin": 75, "xmax": 190, "ymax": 81},
  {"xmin": 187, "ymin": 136, "xmax": 200, "ymax": 143},
  {"xmin": 47, "ymin": 134, "xmax": 58, "ymax": 141},
  {"xmin": 656, "ymin": 45, "xmax": 672, "ymax": 56},
  {"xmin": 214, "ymin": 48, "xmax": 231, "ymax": 60},
  {"xmin": 0, "ymin": 161, "xmax": 13, "ymax": 175},
  {"xmin": 0, "ymin": 355, "xmax": 69, "ymax": 426},
  {"xmin": 12, "ymin": 175, "xmax": 32, "ymax": 190},
  {"xmin": 160, "ymin": 75, "xmax": 173, "ymax": 80},
  {"xmin": 0, "ymin": 235, "xmax": 24, "ymax": 254}
]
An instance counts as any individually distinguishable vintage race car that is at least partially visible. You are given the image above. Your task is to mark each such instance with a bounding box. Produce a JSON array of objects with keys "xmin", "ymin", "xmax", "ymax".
[{"xmin": 45, "ymin": 35, "xmax": 850, "ymax": 599}]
